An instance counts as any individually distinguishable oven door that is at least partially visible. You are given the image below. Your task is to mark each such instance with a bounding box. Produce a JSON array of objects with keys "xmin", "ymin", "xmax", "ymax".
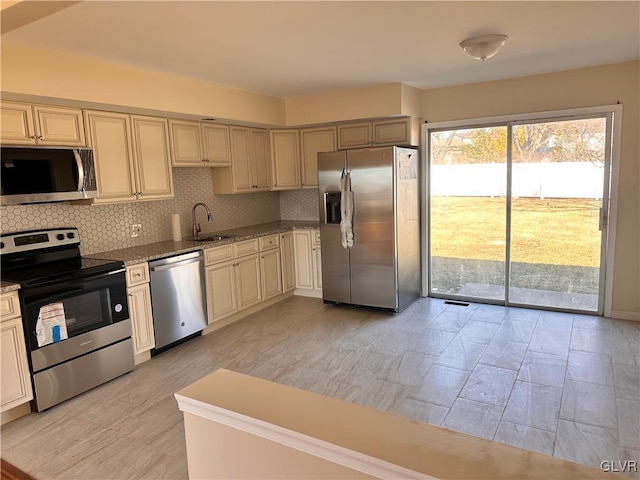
[{"xmin": 21, "ymin": 268, "xmax": 130, "ymax": 373}]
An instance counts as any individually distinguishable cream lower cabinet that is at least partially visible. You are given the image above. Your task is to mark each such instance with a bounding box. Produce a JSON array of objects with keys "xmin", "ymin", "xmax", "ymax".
[
  {"xmin": 293, "ymin": 229, "xmax": 322, "ymax": 298},
  {"xmin": 1, "ymin": 101, "xmax": 85, "ymax": 146},
  {"xmin": 260, "ymin": 234, "xmax": 282, "ymax": 301},
  {"xmin": 280, "ymin": 231, "xmax": 296, "ymax": 293},
  {"xmin": 205, "ymin": 239, "xmax": 263, "ymax": 324},
  {"xmin": 85, "ymin": 111, "xmax": 174, "ymax": 203},
  {"xmin": 1, "ymin": 292, "xmax": 33, "ymax": 412},
  {"xmin": 125, "ymin": 263, "xmax": 155, "ymax": 357}
]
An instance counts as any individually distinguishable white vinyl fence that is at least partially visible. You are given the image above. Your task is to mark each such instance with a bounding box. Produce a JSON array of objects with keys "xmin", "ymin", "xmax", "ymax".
[{"xmin": 431, "ymin": 162, "xmax": 604, "ymax": 199}]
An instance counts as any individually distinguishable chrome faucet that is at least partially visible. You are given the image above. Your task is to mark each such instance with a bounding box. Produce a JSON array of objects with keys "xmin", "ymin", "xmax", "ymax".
[{"xmin": 192, "ymin": 202, "xmax": 212, "ymax": 239}]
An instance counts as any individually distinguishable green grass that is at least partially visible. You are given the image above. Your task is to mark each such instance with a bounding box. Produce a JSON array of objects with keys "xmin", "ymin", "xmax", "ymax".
[{"xmin": 430, "ymin": 197, "xmax": 602, "ymax": 267}]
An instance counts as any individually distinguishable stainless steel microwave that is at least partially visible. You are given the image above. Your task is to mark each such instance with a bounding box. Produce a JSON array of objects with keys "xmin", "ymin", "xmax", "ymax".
[{"xmin": 1, "ymin": 146, "xmax": 98, "ymax": 205}]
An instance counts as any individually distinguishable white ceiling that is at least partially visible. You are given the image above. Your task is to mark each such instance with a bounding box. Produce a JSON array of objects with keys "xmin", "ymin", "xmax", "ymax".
[{"xmin": 2, "ymin": 1, "xmax": 639, "ymax": 98}]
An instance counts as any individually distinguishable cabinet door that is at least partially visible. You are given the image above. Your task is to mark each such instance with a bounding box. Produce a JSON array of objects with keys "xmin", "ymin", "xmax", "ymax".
[
  {"xmin": 127, "ymin": 283, "xmax": 155, "ymax": 355},
  {"xmin": 206, "ymin": 261, "xmax": 237, "ymax": 323},
  {"xmin": 229, "ymin": 126, "xmax": 254, "ymax": 192},
  {"xmin": 235, "ymin": 254, "xmax": 262, "ymax": 311},
  {"xmin": 293, "ymin": 230, "xmax": 313, "ymax": 289},
  {"xmin": 280, "ymin": 231, "xmax": 296, "ymax": 292},
  {"xmin": 34, "ymin": 105, "xmax": 86, "ymax": 146},
  {"xmin": 169, "ymin": 120, "xmax": 204, "ymax": 166},
  {"xmin": 270, "ymin": 129, "xmax": 300, "ymax": 190},
  {"xmin": 373, "ymin": 118, "xmax": 414, "ymax": 146},
  {"xmin": 261, "ymin": 248, "xmax": 282, "ymax": 300},
  {"xmin": 85, "ymin": 110, "xmax": 136, "ymax": 203},
  {"xmin": 300, "ymin": 126, "xmax": 336, "ymax": 188},
  {"xmin": 131, "ymin": 115, "xmax": 174, "ymax": 200},
  {"xmin": 202, "ymin": 124, "xmax": 231, "ymax": 166},
  {"xmin": 0, "ymin": 102, "xmax": 35, "ymax": 145},
  {"xmin": 251, "ymin": 129, "xmax": 271, "ymax": 191},
  {"xmin": 1, "ymin": 318, "xmax": 33, "ymax": 411},
  {"xmin": 312, "ymin": 246, "xmax": 323, "ymax": 290},
  {"xmin": 337, "ymin": 122, "xmax": 372, "ymax": 149}
]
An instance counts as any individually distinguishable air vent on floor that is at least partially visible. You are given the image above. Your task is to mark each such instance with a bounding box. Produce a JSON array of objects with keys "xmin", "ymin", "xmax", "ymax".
[{"xmin": 444, "ymin": 301, "xmax": 470, "ymax": 307}]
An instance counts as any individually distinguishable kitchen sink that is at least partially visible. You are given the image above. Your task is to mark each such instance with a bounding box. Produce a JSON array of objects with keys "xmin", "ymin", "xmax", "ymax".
[{"xmin": 191, "ymin": 234, "xmax": 235, "ymax": 242}]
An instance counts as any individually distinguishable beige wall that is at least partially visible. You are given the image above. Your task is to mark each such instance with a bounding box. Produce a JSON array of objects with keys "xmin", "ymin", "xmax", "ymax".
[
  {"xmin": 422, "ymin": 61, "xmax": 640, "ymax": 316},
  {"xmin": 0, "ymin": 42, "xmax": 286, "ymax": 126},
  {"xmin": 285, "ymin": 83, "xmax": 408, "ymax": 125}
]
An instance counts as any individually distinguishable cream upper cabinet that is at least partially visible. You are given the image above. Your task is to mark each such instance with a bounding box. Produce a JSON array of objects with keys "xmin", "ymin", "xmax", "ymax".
[
  {"xmin": 337, "ymin": 118, "xmax": 419, "ymax": 149},
  {"xmin": 85, "ymin": 110, "xmax": 136, "ymax": 202},
  {"xmin": 1, "ymin": 292, "xmax": 33, "ymax": 413},
  {"xmin": 280, "ymin": 231, "xmax": 296, "ymax": 293},
  {"xmin": 337, "ymin": 122, "xmax": 372, "ymax": 150},
  {"xmin": 131, "ymin": 115, "xmax": 174, "ymax": 200},
  {"xmin": 1, "ymin": 101, "xmax": 85, "ymax": 146},
  {"xmin": 300, "ymin": 126, "xmax": 336, "ymax": 188},
  {"xmin": 85, "ymin": 110, "xmax": 173, "ymax": 203},
  {"xmin": 212, "ymin": 126, "xmax": 271, "ymax": 194},
  {"xmin": 372, "ymin": 118, "xmax": 420, "ymax": 146},
  {"xmin": 125, "ymin": 263, "xmax": 154, "ymax": 358},
  {"xmin": 270, "ymin": 129, "xmax": 300, "ymax": 190},
  {"xmin": 169, "ymin": 120, "xmax": 231, "ymax": 167}
]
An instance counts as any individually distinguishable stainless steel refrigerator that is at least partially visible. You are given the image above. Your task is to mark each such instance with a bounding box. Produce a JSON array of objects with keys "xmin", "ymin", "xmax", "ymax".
[{"xmin": 318, "ymin": 146, "xmax": 420, "ymax": 312}]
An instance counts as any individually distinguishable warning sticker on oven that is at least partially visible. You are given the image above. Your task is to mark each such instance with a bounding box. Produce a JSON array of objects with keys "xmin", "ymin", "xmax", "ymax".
[{"xmin": 35, "ymin": 303, "xmax": 69, "ymax": 347}]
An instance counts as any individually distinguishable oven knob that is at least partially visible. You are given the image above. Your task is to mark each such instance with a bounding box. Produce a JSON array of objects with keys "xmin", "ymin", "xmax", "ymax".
[
  {"xmin": 67, "ymin": 232, "xmax": 75, "ymax": 239},
  {"xmin": 57, "ymin": 234, "xmax": 65, "ymax": 241}
]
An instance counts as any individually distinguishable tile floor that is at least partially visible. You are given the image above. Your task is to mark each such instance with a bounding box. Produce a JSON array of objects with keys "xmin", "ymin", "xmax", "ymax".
[{"xmin": 1, "ymin": 296, "xmax": 639, "ymax": 479}]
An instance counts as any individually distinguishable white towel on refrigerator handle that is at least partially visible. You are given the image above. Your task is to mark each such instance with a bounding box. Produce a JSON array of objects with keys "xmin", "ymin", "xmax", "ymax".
[{"xmin": 340, "ymin": 169, "xmax": 354, "ymax": 249}]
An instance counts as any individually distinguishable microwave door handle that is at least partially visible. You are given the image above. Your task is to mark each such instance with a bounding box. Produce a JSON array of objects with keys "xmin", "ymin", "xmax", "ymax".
[{"xmin": 73, "ymin": 149, "xmax": 85, "ymax": 192}]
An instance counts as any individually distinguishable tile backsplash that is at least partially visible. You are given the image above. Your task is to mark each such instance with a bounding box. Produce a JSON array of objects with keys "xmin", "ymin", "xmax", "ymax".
[
  {"xmin": 279, "ymin": 189, "xmax": 320, "ymax": 221},
  {"xmin": 0, "ymin": 169, "xmax": 281, "ymax": 255}
]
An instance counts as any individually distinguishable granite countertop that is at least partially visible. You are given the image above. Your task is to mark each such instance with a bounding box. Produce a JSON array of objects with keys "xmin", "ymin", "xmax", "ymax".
[
  {"xmin": 1, "ymin": 281, "xmax": 20, "ymax": 295},
  {"xmin": 91, "ymin": 220, "xmax": 319, "ymax": 266}
]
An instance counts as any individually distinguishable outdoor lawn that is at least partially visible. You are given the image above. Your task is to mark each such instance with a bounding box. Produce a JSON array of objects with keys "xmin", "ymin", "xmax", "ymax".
[{"xmin": 430, "ymin": 196, "xmax": 602, "ymax": 306}]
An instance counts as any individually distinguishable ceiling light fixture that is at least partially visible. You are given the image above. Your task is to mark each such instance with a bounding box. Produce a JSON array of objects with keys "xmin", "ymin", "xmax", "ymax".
[{"xmin": 459, "ymin": 34, "xmax": 508, "ymax": 61}]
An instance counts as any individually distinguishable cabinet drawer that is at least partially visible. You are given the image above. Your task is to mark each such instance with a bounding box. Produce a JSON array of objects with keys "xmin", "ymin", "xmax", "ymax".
[
  {"xmin": 126, "ymin": 263, "xmax": 150, "ymax": 287},
  {"xmin": 0, "ymin": 292, "xmax": 20, "ymax": 322},
  {"xmin": 312, "ymin": 230, "xmax": 321, "ymax": 246},
  {"xmin": 233, "ymin": 239, "xmax": 260, "ymax": 258},
  {"xmin": 259, "ymin": 234, "xmax": 280, "ymax": 251},
  {"xmin": 204, "ymin": 244, "xmax": 234, "ymax": 266}
]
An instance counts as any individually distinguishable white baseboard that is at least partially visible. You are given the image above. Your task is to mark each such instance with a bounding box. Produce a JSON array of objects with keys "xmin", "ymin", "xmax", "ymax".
[
  {"xmin": 294, "ymin": 288, "xmax": 322, "ymax": 298},
  {"xmin": 610, "ymin": 310, "xmax": 640, "ymax": 321}
]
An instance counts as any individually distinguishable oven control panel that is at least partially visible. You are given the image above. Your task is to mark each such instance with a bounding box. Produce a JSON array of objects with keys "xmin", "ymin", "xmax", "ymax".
[{"xmin": 0, "ymin": 228, "xmax": 80, "ymax": 255}]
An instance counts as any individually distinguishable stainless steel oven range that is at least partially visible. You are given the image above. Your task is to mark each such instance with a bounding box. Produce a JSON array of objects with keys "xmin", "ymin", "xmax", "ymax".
[{"xmin": 1, "ymin": 228, "xmax": 134, "ymax": 411}]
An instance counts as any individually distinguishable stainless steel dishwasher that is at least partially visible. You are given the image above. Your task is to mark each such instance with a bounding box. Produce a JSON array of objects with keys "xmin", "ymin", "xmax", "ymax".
[{"xmin": 148, "ymin": 250, "xmax": 207, "ymax": 351}]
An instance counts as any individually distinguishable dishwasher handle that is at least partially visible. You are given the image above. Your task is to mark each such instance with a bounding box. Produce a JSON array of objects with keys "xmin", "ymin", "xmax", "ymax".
[{"xmin": 149, "ymin": 251, "xmax": 203, "ymax": 272}]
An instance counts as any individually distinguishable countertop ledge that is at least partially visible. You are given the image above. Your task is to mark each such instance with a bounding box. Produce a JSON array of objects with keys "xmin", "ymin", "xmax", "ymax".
[
  {"xmin": 91, "ymin": 221, "xmax": 319, "ymax": 266},
  {"xmin": 0, "ymin": 281, "xmax": 20, "ymax": 295}
]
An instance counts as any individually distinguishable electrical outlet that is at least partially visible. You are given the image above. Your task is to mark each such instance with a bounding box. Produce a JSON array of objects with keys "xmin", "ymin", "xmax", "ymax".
[{"xmin": 131, "ymin": 224, "xmax": 142, "ymax": 238}]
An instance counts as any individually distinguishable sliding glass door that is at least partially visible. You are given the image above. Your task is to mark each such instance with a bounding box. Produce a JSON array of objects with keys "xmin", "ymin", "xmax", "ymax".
[
  {"xmin": 430, "ymin": 126, "xmax": 507, "ymax": 301},
  {"xmin": 428, "ymin": 114, "xmax": 611, "ymax": 313},
  {"xmin": 508, "ymin": 117, "xmax": 608, "ymax": 311}
]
